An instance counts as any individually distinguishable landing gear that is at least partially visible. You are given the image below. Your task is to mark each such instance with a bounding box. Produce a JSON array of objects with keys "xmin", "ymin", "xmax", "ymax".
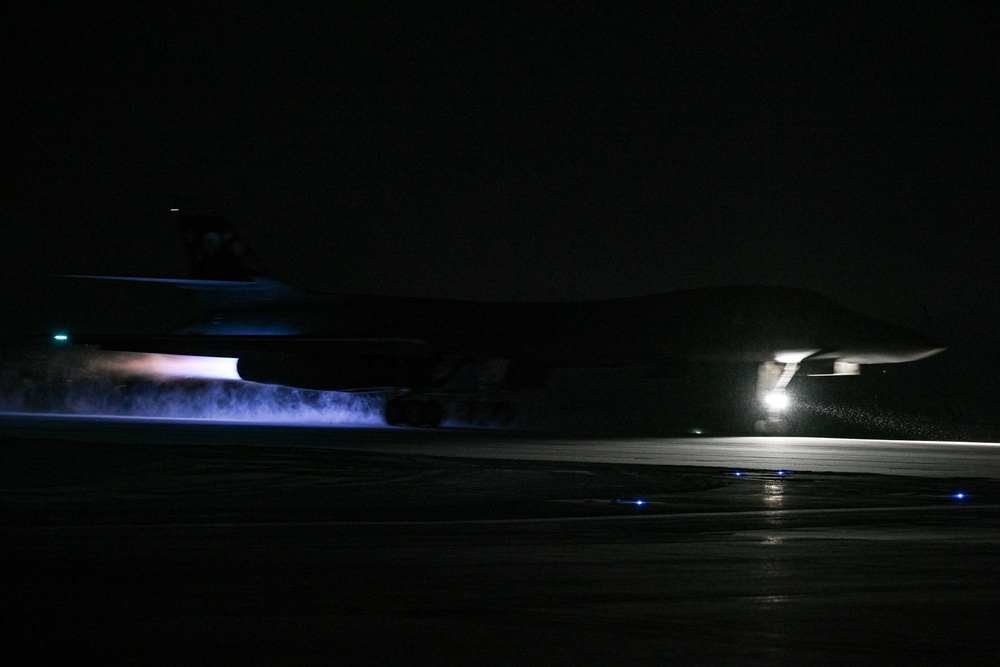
[
  {"xmin": 383, "ymin": 395, "xmax": 518, "ymax": 428},
  {"xmin": 754, "ymin": 418, "xmax": 791, "ymax": 435},
  {"xmin": 451, "ymin": 400, "xmax": 516, "ymax": 427},
  {"xmin": 754, "ymin": 359, "xmax": 800, "ymax": 435},
  {"xmin": 384, "ymin": 397, "xmax": 444, "ymax": 427}
]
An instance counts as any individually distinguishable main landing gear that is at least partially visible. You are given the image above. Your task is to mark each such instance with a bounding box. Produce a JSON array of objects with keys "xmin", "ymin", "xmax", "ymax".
[
  {"xmin": 383, "ymin": 396, "xmax": 518, "ymax": 428},
  {"xmin": 384, "ymin": 397, "xmax": 444, "ymax": 427}
]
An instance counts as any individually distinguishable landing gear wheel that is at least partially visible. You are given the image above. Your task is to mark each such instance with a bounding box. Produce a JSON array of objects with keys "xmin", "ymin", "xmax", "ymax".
[
  {"xmin": 403, "ymin": 399, "xmax": 425, "ymax": 426},
  {"xmin": 491, "ymin": 401, "xmax": 515, "ymax": 427},
  {"xmin": 385, "ymin": 397, "xmax": 445, "ymax": 428},
  {"xmin": 421, "ymin": 400, "xmax": 444, "ymax": 428},
  {"xmin": 384, "ymin": 398, "xmax": 404, "ymax": 426},
  {"xmin": 754, "ymin": 419, "xmax": 790, "ymax": 435}
]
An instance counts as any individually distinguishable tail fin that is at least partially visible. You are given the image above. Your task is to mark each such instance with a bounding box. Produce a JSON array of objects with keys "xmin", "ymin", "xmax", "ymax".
[
  {"xmin": 174, "ymin": 208, "xmax": 265, "ymax": 281},
  {"xmin": 170, "ymin": 208, "xmax": 312, "ymax": 307},
  {"xmin": 66, "ymin": 209, "xmax": 311, "ymax": 308}
]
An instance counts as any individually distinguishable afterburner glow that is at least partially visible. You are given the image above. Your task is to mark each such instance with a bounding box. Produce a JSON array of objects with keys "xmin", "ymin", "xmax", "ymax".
[
  {"xmin": 96, "ymin": 353, "xmax": 241, "ymax": 381},
  {"xmin": 0, "ymin": 347, "xmax": 384, "ymax": 425}
]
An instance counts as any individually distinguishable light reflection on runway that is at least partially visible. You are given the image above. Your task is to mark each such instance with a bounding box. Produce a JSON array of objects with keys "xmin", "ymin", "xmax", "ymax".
[
  {"xmin": 2, "ymin": 411, "xmax": 999, "ymax": 479},
  {"xmin": 5, "ymin": 412, "xmax": 1000, "ymax": 664}
]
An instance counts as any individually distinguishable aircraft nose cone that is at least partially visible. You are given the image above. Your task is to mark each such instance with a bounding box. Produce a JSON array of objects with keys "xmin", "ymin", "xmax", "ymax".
[
  {"xmin": 837, "ymin": 325, "xmax": 946, "ymax": 364},
  {"xmin": 882, "ymin": 323, "xmax": 946, "ymax": 362},
  {"xmin": 894, "ymin": 326, "xmax": 946, "ymax": 361},
  {"xmin": 900, "ymin": 346, "xmax": 946, "ymax": 363}
]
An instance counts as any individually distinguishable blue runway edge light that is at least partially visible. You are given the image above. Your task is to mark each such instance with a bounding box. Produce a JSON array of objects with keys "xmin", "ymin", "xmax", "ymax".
[
  {"xmin": 732, "ymin": 471, "xmax": 744, "ymax": 477},
  {"xmin": 953, "ymin": 492, "xmax": 969, "ymax": 501},
  {"xmin": 53, "ymin": 334, "xmax": 69, "ymax": 342}
]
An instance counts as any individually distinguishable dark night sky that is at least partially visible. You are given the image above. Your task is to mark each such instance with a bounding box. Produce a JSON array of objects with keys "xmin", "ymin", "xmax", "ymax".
[{"xmin": 2, "ymin": 4, "xmax": 996, "ymax": 340}]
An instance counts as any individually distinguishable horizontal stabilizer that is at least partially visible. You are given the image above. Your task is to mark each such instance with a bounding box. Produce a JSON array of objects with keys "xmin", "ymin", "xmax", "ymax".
[
  {"xmin": 62, "ymin": 274, "xmax": 313, "ymax": 307},
  {"xmin": 61, "ymin": 209, "xmax": 311, "ymax": 307},
  {"xmin": 67, "ymin": 333, "xmax": 434, "ymax": 359},
  {"xmin": 63, "ymin": 275, "xmax": 256, "ymax": 289}
]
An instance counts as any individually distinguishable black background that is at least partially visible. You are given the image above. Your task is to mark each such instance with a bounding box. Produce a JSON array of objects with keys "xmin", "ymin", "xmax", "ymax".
[{"xmin": 2, "ymin": 4, "xmax": 996, "ymax": 340}]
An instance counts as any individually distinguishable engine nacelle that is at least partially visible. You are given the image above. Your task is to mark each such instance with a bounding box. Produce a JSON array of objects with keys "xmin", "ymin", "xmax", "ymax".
[
  {"xmin": 804, "ymin": 359, "xmax": 862, "ymax": 377},
  {"xmin": 237, "ymin": 354, "xmax": 436, "ymax": 391}
]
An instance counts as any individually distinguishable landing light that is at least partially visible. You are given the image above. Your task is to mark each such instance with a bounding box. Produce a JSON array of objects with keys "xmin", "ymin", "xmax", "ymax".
[{"xmin": 764, "ymin": 390, "xmax": 790, "ymax": 411}]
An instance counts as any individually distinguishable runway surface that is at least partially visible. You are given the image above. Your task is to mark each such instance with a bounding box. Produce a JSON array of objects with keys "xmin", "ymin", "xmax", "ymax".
[
  {"xmin": 4, "ymin": 412, "xmax": 1000, "ymax": 479},
  {"xmin": 4, "ymin": 413, "xmax": 1000, "ymax": 664}
]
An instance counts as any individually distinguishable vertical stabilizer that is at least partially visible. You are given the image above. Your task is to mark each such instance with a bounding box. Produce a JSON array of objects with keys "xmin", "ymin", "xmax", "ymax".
[{"xmin": 174, "ymin": 209, "xmax": 265, "ymax": 281}]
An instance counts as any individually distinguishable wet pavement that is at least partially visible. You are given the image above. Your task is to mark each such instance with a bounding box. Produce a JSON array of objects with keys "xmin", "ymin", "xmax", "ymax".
[{"xmin": 3, "ymin": 418, "xmax": 1000, "ymax": 664}]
